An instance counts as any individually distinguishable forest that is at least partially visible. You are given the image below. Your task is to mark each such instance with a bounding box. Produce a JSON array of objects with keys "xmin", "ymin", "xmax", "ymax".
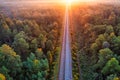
[
  {"xmin": 71, "ymin": 3, "xmax": 120, "ymax": 80},
  {"xmin": 1, "ymin": 1, "xmax": 120, "ymax": 80},
  {"xmin": 0, "ymin": 3, "xmax": 65, "ymax": 80}
]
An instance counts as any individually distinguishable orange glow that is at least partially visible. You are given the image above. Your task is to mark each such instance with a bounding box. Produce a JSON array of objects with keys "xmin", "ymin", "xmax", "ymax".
[
  {"xmin": 61, "ymin": 0, "xmax": 96, "ymax": 5},
  {"xmin": 65, "ymin": 0, "xmax": 73, "ymax": 4},
  {"xmin": 62, "ymin": 0, "xmax": 78, "ymax": 4}
]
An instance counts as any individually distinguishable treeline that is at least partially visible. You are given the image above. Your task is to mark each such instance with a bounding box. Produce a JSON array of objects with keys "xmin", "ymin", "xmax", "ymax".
[
  {"xmin": 71, "ymin": 4, "xmax": 120, "ymax": 80},
  {"xmin": 0, "ymin": 4, "xmax": 64, "ymax": 80}
]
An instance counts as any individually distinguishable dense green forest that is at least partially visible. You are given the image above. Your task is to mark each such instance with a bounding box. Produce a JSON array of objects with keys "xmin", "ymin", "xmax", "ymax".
[
  {"xmin": 0, "ymin": 4, "xmax": 64, "ymax": 80},
  {"xmin": 1, "ymin": 2, "xmax": 120, "ymax": 80},
  {"xmin": 71, "ymin": 4, "xmax": 120, "ymax": 80}
]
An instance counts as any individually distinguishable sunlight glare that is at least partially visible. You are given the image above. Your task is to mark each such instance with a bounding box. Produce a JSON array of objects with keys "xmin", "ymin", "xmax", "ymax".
[
  {"xmin": 61, "ymin": 0, "xmax": 97, "ymax": 4},
  {"xmin": 65, "ymin": 0, "xmax": 73, "ymax": 4}
]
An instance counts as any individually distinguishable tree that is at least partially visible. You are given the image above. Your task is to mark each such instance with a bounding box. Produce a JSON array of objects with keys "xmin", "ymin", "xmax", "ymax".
[
  {"xmin": 23, "ymin": 25, "xmax": 32, "ymax": 36},
  {"xmin": 15, "ymin": 20, "xmax": 24, "ymax": 31},
  {"xmin": 106, "ymin": 74, "xmax": 117, "ymax": 80},
  {"xmin": 0, "ymin": 44, "xmax": 22, "ymax": 79},
  {"xmin": 0, "ymin": 73, "xmax": 6, "ymax": 80},
  {"xmin": 47, "ymin": 33, "xmax": 55, "ymax": 41},
  {"xmin": 0, "ymin": 66, "xmax": 13, "ymax": 80},
  {"xmin": 95, "ymin": 34, "xmax": 106, "ymax": 48},
  {"xmin": 94, "ymin": 48, "xmax": 113, "ymax": 70},
  {"xmin": 47, "ymin": 51, "xmax": 53, "ymax": 65},
  {"xmin": 91, "ymin": 43, "xmax": 99, "ymax": 53},
  {"xmin": 37, "ymin": 72, "xmax": 45, "ymax": 80},
  {"xmin": 5, "ymin": 18, "xmax": 14, "ymax": 28},
  {"xmin": 30, "ymin": 38, "xmax": 38, "ymax": 52},
  {"xmin": 54, "ymin": 47, "xmax": 60, "ymax": 60},
  {"xmin": 102, "ymin": 41, "xmax": 110, "ymax": 48},
  {"xmin": 37, "ymin": 34, "xmax": 46, "ymax": 49},
  {"xmin": 115, "ymin": 23, "xmax": 120, "ymax": 36},
  {"xmin": 35, "ymin": 48, "xmax": 44, "ymax": 59},
  {"xmin": 105, "ymin": 25, "xmax": 114, "ymax": 34},
  {"xmin": 45, "ymin": 40, "xmax": 53, "ymax": 51},
  {"xmin": 102, "ymin": 58, "xmax": 120, "ymax": 75},
  {"xmin": 114, "ymin": 77, "xmax": 119, "ymax": 80},
  {"xmin": 22, "ymin": 53, "xmax": 49, "ymax": 80},
  {"xmin": 108, "ymin": 12, "xmax": 116, "ymax": 25},
  {"xmin": 12, "ymin": 31, "xmax": 29, "ymax": 59},
  {"xmin": 28, "ymin": 21, "xmax": 41, "ymax": 37},
  {"xmin": 112, "ymin": 36, "xmax": 120, "ymax": 53},
  {"xmin": 92, "ymin": 25, "xmax": 106, "ymax": 35},
  {"xmin": 0, "ymin": 22, "xmax": 12, "ymax": 44},
  {"xmin": 13, "ymin": 31, "xmax": 26, "ymax": 40}
]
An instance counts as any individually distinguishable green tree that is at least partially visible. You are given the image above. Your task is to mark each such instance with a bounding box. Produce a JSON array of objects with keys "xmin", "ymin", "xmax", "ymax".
[
  {"xmin": 92, "ymin": 25, "xmax": 106, "ymax": 35},
  {"xmin": 45, "ymin": 40, "xmax": 53, "ymax": 51},
  {"xmin": 37, "ymin": 34, "xmax": 46, "ymax": 49},
  {"xmin": 91, "ymin": 43, "xmax": 99, "ymax": 53},
  {"xmin": 22, "ymin": 53, "xmax": 49, "ymax": 80},
  {"xmin": 35, "ymin": 48, "xmax": 44, "ymax": 59},
  {"xmin": 111, "ymin": 36, "xmax": 120, "ymax": 54},
  {"xmin": 0, "ymin": 22, "xmax": 12, "ymax": 44},
  {"xmin": 106, "ymin": 74, "xmax": 117, "ymax": 80},
  {"xmin": 30, "ymin": 38, "xmax": 38, "ymax": 52},
  {"xmin": 115, "ymin": 23, "xmax": 120, "ymax": 36},
  {"xmin": 95, "ymin": 34, "xmax": 106, "ymax": 48},
  {"xmin": 0, "ymin": 66, "xmax": 13, "ymax": 80},
  {"xmin": 27, "ymin": 20, "xmax": 40, "ymax": 37},
  {"xmin": 105, "ymin": 25, "xmax": 114, "ymax": 34},
  {"xmin": 102, "ymin": 58, "xmax": 120, "ymax": 75},
  {"xmin": 0, "ymin": 44, "xmax": 22, "ymax": 79},
  {"xmin": 94, "ymin": 48, "xmax": 113, "ymax": 70},
  {"xmin": 47, "ymin": 51, "xmax": 53, "ymax": 65},
  {"xmin": 12, "ymin": 31, "xmax": 29, "ymax": 59}
]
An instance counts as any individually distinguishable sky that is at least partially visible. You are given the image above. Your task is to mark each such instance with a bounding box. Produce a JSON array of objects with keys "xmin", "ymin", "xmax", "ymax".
[
  {"xmin": 1, "ymin": 0, "xmax": 120, "ymax": 3},
  {"xmin": 30, "ymin": 0, "xmax": 120, "ymax": 4},
  {"xmin": 38, "ymin": 0, "xmax": 120, "ymax": 2}
]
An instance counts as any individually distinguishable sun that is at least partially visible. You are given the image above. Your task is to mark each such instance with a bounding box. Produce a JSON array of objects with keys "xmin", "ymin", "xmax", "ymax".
[
  {"xmin": 62, "ymin": 0, "xmax": 80, "ymax": 5},
  {"xmin": 65, "ymin": 0, "xmax": 73, "ymax": 4},
  {"xmin": 61, "ymin": 0, "xmax": 80, "ymax": 5}
]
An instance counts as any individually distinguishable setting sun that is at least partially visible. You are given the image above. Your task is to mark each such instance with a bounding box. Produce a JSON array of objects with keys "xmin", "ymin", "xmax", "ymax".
[
  {"xmin": 65, "ymin": 0, "xmax": 73, "ymax": 4},
  {"xmin": 61, "ymin": 0, "xmax": 97, "ymax": 4}
]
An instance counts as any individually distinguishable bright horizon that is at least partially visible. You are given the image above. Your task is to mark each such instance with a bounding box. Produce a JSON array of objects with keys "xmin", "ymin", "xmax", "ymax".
[
  {"xmin": 1, "ymin": 0, "xmax": 120, "ymax": 3},
  {"xmin": 0, "ymin": 0, "xmax": 120, "ymax": 6}
]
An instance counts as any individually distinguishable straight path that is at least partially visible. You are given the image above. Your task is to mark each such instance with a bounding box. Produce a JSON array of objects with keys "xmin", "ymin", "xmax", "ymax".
[{"xmin": 58, "ymin": 5, "xmax": 72, "ymax": 80}]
